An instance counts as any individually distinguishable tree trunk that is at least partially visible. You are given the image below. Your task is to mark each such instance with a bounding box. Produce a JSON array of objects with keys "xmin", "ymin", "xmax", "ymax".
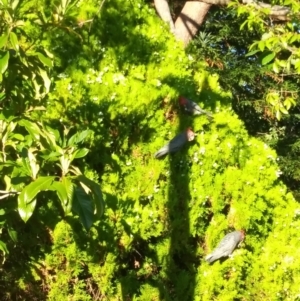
[
  {"xmin": 174, "ymin": 1, "xmax": 211, "ymax": 46},
  {"xmin": 154, "ymin": 0, "xmax": 175, "ymax": 33}
]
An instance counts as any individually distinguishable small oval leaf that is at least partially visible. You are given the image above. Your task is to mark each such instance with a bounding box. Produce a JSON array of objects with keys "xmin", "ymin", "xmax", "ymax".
[
  {"xmin": 0, "ymin": 35, "xmax": 8, "ymax": 49},
  {"xmin": 73, "ymin": 148, "xmax": 89, "ymax": 159},
  {"xmin": 9, "ymin": 32, "xmax": 19, "ymax": 51},
  {"xmin": 36, "ymin": 52, "xmax": 53, "ymax": 68},
  {"xmin": 262, "ymin": 52, "xmax": 275, "ymax": 65},
  {"xmin": 0, "ymin": 52, "xmax": 10, "ymax": 74}
]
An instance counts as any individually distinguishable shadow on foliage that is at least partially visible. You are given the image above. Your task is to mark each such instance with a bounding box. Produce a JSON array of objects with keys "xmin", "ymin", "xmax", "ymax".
[
  {"xmin": 1, "ymin": 1, "xmax": 231, "ymax": 299},
  {"xmin": 0, "ymin": 194, "xmax": 61, "ymax": 301},
  {"xmin": 164, "ymin": 119, "xmax": 197, "ymax": 300}
]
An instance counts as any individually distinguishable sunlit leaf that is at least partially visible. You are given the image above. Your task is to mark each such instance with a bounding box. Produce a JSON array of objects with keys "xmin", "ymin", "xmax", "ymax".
[
  {"xmin": 11, "ymin": 0, "xmax": 19, "ymax": 10},
  {"xmin": 18, "ymin": 119, "xmax": 41, "ymax": 140},
  {"xmin": 273, "ymin": 62, "xmax": 280, "ymax": 73},
  {"xmin": 246, "ymin": 49, "xmax": 259, "ymax": 57},
  {"xmin": 9, "ymin": 32, "xmax": 19, "ymax": 51},
  {"xmin": 38, "ymin": 67, "xmax": 51, "ymax": 93},
  {"xmin": 0, "ymin": 240, "xmax": 9, "ymax": 254},
  {"xmin": 276, "ymin": 110, "xmax": 281, "ymax": 120},
  {"xmin": 36, "ymin": 52, "xmax": 53, "ymax": 68},
  {"xmin": 0, "ymin": 52, "xmax": 10, "ymax": 74},
  {"xmin": 68, "ymin": 130, "xmax": 92, "ymax": 146},
  {"xmin": 51, "ymin": 177, "xmax": 73, "ymax": 215},
  {"xmin": 262, "ymin": 52, "xmax": 275, "ymax": 65},
  {"xmin": 0, "ymin": 35, "xmax": 8, "ymax": 49},
  {"xmin": 18, "ymin": 176, "xmax": 55, "ymax": 222},
  {"xmin": 72, "ymin": 148, "xmax": 89, "ymax": 159},
  {"xmin": 258, "ymin": 41, "xmax": 265, "ymax": 52}
]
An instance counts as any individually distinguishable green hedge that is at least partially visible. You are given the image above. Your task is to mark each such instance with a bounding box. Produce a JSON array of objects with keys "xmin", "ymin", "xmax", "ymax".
[{"xmin": 2, "ymin": 0, "xmax": 300, "ymax": 300}]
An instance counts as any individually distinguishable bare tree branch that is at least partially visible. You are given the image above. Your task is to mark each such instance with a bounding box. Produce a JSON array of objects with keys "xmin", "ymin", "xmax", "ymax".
[
  {"xmin": 174, "ymin": 2, "xmax": 211, "ymax": 46},
  {"xmin": 154, "ymin": 0, "xmax": 175, "ymax": 33},
  {"xmin": 153, "ymin": 0, "xmax": 293, "ymax": 47},
  {"xmin": 195, "ymin": 0, "xmax": 291, "ymax": 20}
]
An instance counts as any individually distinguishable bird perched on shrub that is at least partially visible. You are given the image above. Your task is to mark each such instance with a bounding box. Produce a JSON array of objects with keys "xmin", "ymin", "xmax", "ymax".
[
  {"xmin": 178, "ymin": 96, "xmax": 213, "ymax": 120},
  {"xmin": 205, "ymin": 230, "xmax": 245, "ymax": 263},
  {"xmin": 154, "ymin": 128, "xmax": 195, "ymax": 158}
]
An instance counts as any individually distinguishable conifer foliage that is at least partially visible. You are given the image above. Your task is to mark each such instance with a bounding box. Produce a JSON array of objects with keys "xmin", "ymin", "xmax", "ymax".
[{"xmin": 0, "ymin": 0, "xmax": 300, "ymax": 300}]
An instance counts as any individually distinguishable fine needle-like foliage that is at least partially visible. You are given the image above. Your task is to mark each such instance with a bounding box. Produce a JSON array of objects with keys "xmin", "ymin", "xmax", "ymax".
[{"xmin": 0, "ymin": 0, "xmax": 300, "ymax": 300}]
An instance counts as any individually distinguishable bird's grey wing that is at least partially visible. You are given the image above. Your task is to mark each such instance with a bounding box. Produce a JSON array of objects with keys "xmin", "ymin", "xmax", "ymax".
[
  {"xmin": 168, "ymin": 132, "xmax": 187, "ymax": 153},
  {"xmin": 205, "ymin": 232, "xmax": 241, "ymax": 263}
]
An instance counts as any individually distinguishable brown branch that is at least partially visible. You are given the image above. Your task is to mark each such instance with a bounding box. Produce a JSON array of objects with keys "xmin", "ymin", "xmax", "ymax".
[
  {"xmin": 154, "ymin": 0, "xmax": 175, "ymax": 33},
  {"xmin": 196, "ymin": 0, "xmax": 291, "ymax": 20},
  {"xmin": 153, "ymin": 0, "xmax": 293, "ymax": 47},
  {"xmin": 174, "ymin": 2, "xmax": 211, "ymax": 46}
]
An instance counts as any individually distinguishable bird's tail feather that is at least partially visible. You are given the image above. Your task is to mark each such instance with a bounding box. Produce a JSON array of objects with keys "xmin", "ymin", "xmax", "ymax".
[
  {"xmin": 154, "ymin": 145, "xmax": 169, "ymax": 158},
  {"xmin": 205, "ymin": 253, "xmax": 219, "ymax": 263}
]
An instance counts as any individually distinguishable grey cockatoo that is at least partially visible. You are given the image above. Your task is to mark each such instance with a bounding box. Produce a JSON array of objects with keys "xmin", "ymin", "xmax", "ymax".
[
  {"xmin": 205, "ymin": 230, "xmax": 245, "ymax": 263},
  {"xmin": 154, "ymin": 128, "xmax": 195, "ymax": 158},
  {"xmin": 179, "ymin": 96, "xmax": 213, "ymax": 120}
]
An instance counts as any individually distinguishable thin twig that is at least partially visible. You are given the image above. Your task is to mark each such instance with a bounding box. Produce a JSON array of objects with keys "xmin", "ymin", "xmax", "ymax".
[{"xmin": 88, "ymin": 0, "xmax": 107, "ymax": 33}]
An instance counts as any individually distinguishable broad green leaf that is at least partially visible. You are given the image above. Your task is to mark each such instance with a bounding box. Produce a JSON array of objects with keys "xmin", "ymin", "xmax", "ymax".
[
  {"xmin": 18, "ymin": 119, "xmax": 41, "ymax": 139},
  {"xmin": 12, "ymin": 133, "xmax": 24, "ymax": 141},
  {"xmin": 68, "ymin": 130, "xmax": 91, "ymax": 146},
  {"xmin": 0, "ymin": 240, "xmax": 8, "ymax": 254},
  {"xmin": 0, "ymin": 35, "xmax": 8, "ymax": 49},
  {"xmin": 11, "ymin": 0, "xmax": 19, "ymax": 10},
  {"xmin": 7, "ymin": 226, "xmax": 17, "ymax": 243},
  {"xmin": 28, "ymin": 148, "xmax": 39, "ymax": 179},
  {"xmin": 72, "ymin": 148, "xmax": 89, "ymax": 159},
  {"xmin": 40, "ymin": 151, "xmax": 62, "ymax": 161},
  {"xmin": 280, "ymin": 106, "xmax": 289, "ymax": 114},
  {"xmin": 15, "ymin": 20, "xmax": 25, "ymax": 27},
  {"xmin": 245, "ymin": 49, "xmax": 259, "ymax": 57},
  {"xmin": 69, "ymin": 165, "xmax": 82, "ymax": 175},
  {"xmin": 0, "ymin": 52, "xmax": 9, "ymax": 74},
  {"xmin": 72, "ymin": 186, "xmax": 94, "ymax": 231},
  {"xmin": 44, "ymin": 48, "xmax": 54, "ymax": 59},
  {"xmin": 40, "ymin": 127, "xmax": 60, "ymax": 151},
  {"xmin": 258, "ymin": 41, "xmax": 265, "ymax": 52},
  {"xmin": 9, "ymin": 32, "xmax": 19, "ymax": 51},
  {"xmin": 262, "ymin": 52, "xmax": 275, "ymax": 65},
  {"xmin": 261, "ymin": 32, "xmax": 273, "ymax": 40},
  {"xmin": 36, "ymin": 52, "xmax": 53, "ymax": 68},
  {"xmin": 4, "ymin": 175, "xmax": 11, "ymax": 191},
  {"xmin": 51, "ymin": 178, "xmax": 73, "ymax": 215},
  {"xmin": 38, "ymin": 67, "xmax": 51, "ymax": 93},
  {"xmin": 276, "ymin": 110, "xmax": 281, "ymax": 120},
  {"xmin": 18, "ymin": 176, "xmax": 55, "ymax": 222},
  {"xmin": 76, "ymin": 175, "xmax": 104, "ymax": 218},
  {"xmin": 45, "ymin": 125, "xmax": 61, "ymax": 141},
  {"xmin": 273, "ymin": 62, "xmax": 280, "ymax": 73},
  {"xmin": 240, "ymin": 20, "xmax": 248, "ymax": 31},
  {"xmin": 284, "ymin": 98, "xmax": 293, "ymax": 110},
  {"xmin": 278, "ymin": 60, "xmax": 287, "ymax": 67}
]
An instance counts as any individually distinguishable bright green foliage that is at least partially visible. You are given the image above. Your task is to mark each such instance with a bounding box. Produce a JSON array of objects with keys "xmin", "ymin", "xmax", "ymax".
[
  {"xmin": 0, "ymin": 113, "xmax": 104, "ymax": 229},
  {"xmin": 1, "ymin": 0, "xmax": 300, "ymax": 300}
]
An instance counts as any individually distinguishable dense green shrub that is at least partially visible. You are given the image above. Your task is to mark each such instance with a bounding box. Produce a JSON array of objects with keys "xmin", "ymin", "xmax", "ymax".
[{"xmin": 1, "ymin": 0, "xmax": 300, "ymax": 300}]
